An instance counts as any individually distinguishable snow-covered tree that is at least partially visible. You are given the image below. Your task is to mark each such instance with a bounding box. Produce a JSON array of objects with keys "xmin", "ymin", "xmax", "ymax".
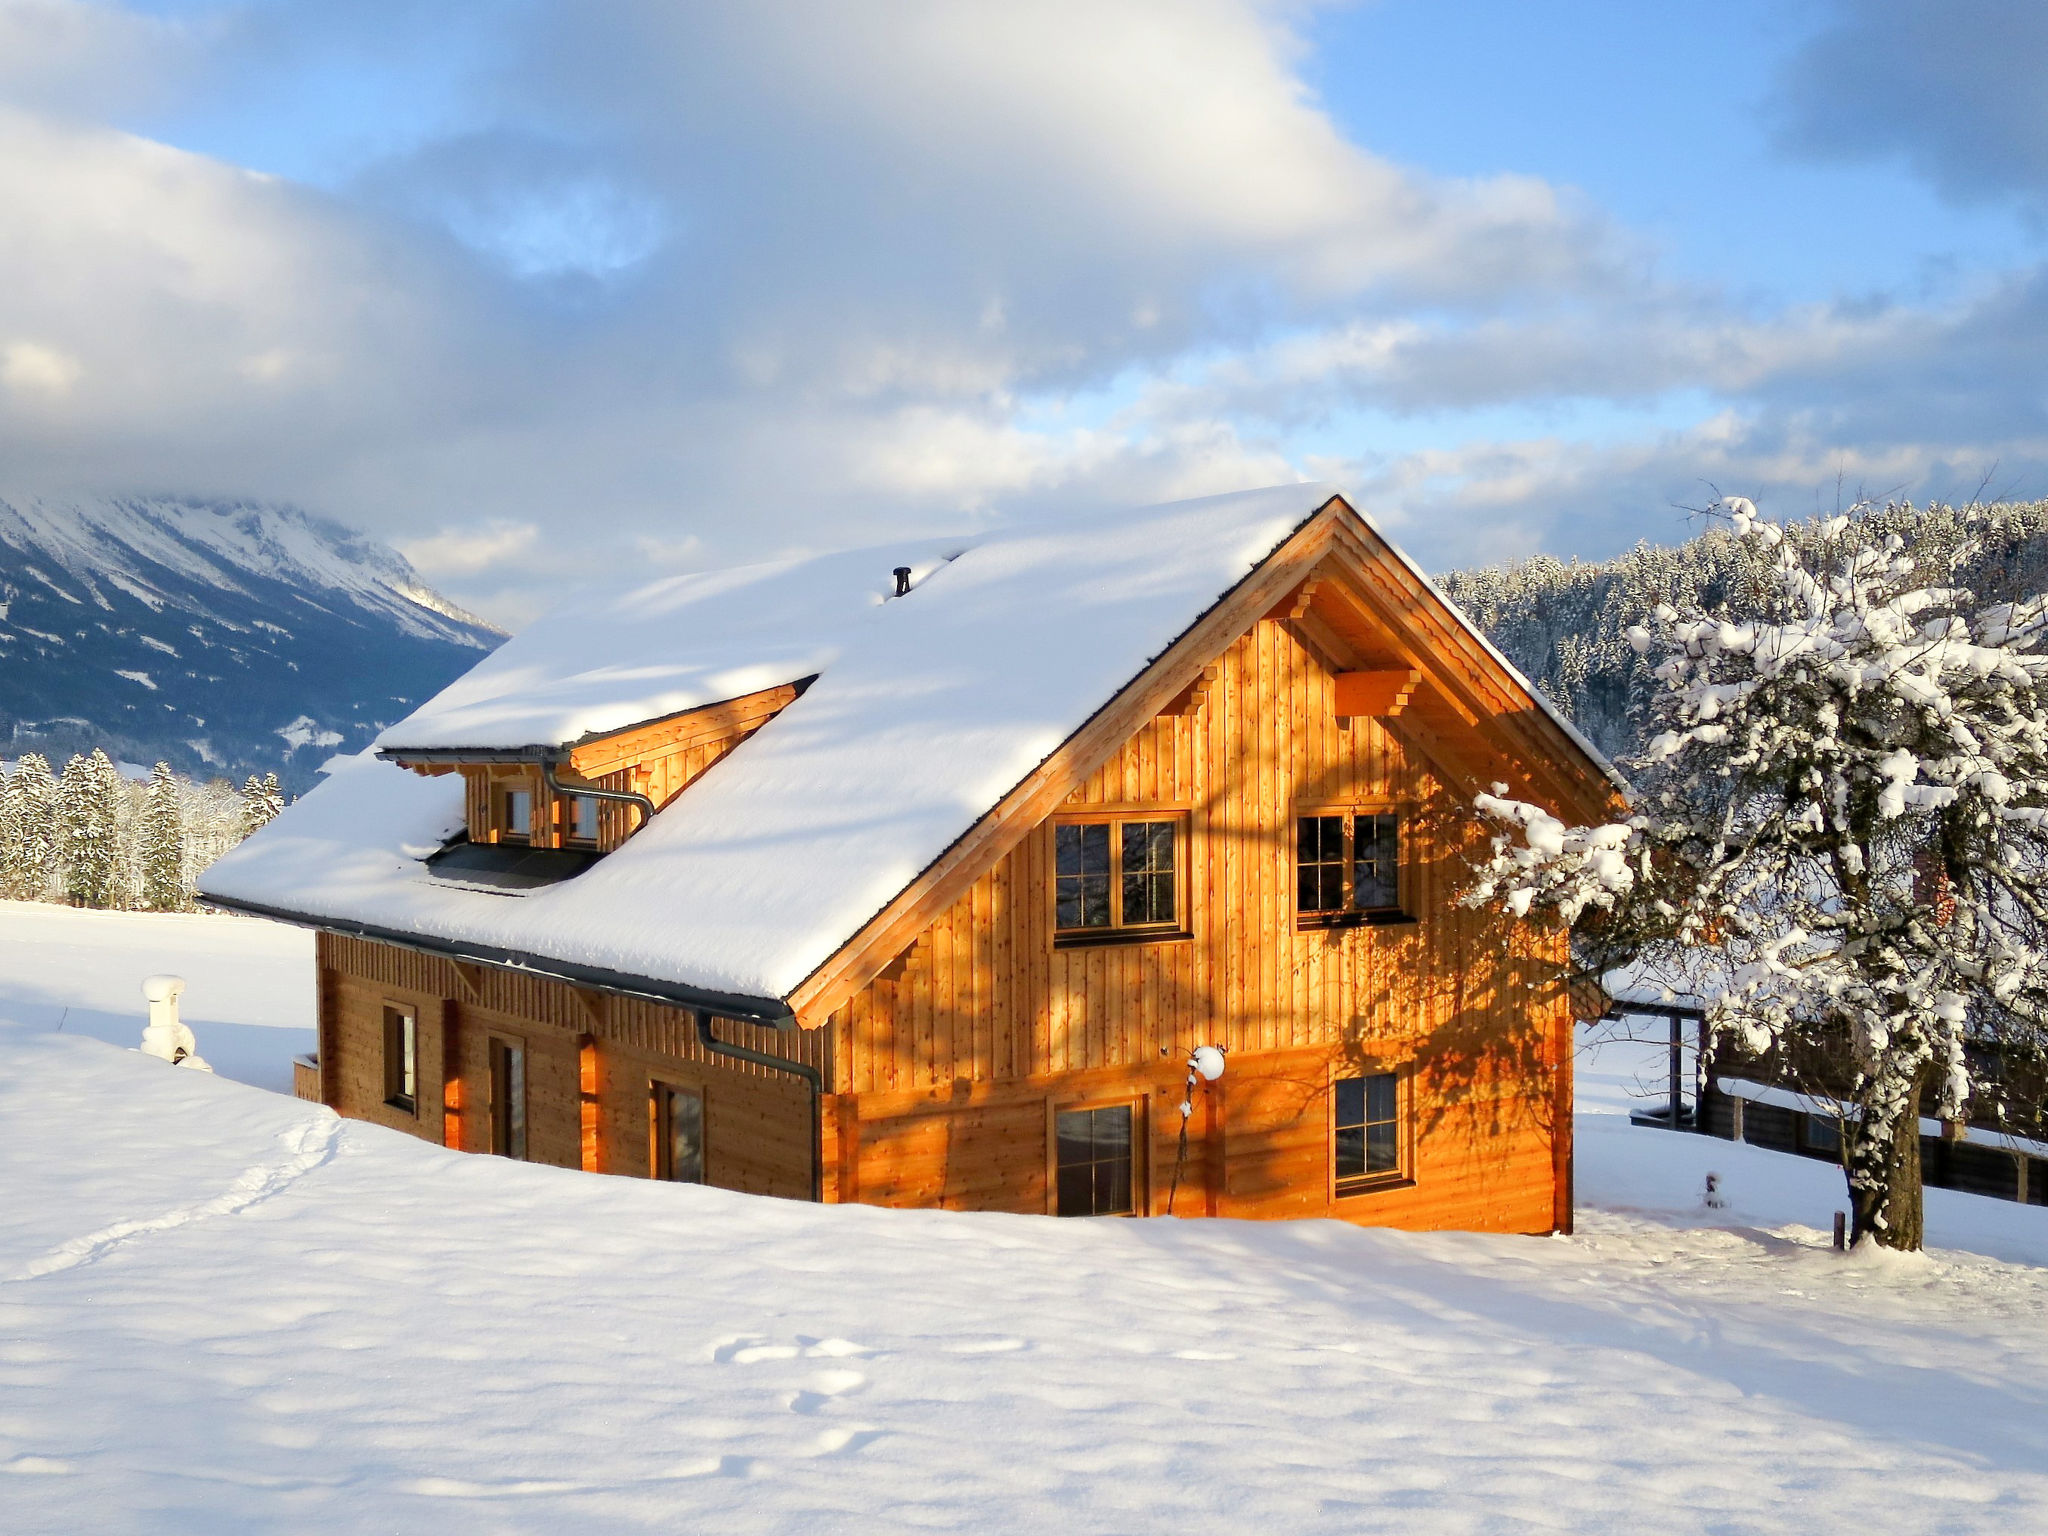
[
  {"xmin": 240, "ymin": 772, "xmax": 284, "ymax": 836},
  {"xmin": 59, "ymin": 750, "xmax": 124, "ymax": 909},
  {"xmin": 137, "ymin": 762, "xmax": 186, "ymax": 912},
  {"xmin": 1467, "ymin": 499, "xmax": 2048, "ymax": 1251},
  {"xmin": 1, "ymin": 754, "xmax": 59, "ymax": 900}
]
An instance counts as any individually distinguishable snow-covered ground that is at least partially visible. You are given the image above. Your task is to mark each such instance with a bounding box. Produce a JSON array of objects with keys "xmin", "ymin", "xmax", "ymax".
[
  {"xmin": 0, "ymin": 900, "xmax": 313, "ymax": 1093},
  {"xmin": 2, "ymin": 910, "xmax": 2047, "ymax": 1532}
]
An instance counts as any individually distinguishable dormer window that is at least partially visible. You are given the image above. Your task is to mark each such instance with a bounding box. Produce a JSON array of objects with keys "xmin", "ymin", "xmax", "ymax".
[
  {"xmin": 563, "ymin": 794, "xmax": 600, "ymax": 846},
  {"xmin": 501, "ymin": 787, "xmax": 533, "ymax": 843}
]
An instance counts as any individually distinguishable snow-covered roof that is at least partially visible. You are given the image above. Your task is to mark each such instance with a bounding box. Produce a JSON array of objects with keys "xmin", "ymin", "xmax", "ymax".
[{"xmin": 200, "ymin": 484, "xmax": 1615, "ymax": 1015}]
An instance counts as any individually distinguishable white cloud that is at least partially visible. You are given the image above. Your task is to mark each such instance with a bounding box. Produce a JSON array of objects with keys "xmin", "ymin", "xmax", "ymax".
[
  {"xmin": 2, "ymin": 340, "xmax": 82, "ymax": 397},
  {"xmin": 0, "ymin": 0, "xmax": 2040, "ymax": 626}
]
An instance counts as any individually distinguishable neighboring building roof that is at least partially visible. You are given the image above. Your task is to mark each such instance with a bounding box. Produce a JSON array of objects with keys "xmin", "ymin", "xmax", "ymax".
[{"xmin": 199, "ymin": 485, "xmax": 1620, "ymax": 1021}]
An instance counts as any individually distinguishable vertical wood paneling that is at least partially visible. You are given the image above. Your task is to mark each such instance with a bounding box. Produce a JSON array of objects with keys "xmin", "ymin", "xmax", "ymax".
[{"xmin": 826, "ymin": 615, "xmax": 1569, "ymax": 1235}]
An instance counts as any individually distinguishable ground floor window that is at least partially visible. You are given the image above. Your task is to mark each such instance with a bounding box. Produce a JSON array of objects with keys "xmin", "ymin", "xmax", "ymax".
[
  {"xmin": 489, "ymin": 1037, "xmax": 527, "ymax": 1160},
  {"xmin": 1055, "ymin": 1103, "xmax": 1135, "ymax": 1216},
  {"xmin": 652, "ymin": 1081, "xmax": 705, "ymax": 1183},
  {"xmin": 382, "ymin": 1005, "xmax": 416, "ymax": 1114},
  {"xmin": 1334, "ymin": 1071, "xmax": 1402, "ymax": 1191}
]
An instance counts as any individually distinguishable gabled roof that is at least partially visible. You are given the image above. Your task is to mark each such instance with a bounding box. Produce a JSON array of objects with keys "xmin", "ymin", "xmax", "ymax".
[{"xmin": 199, "ymin": 485, "xmax": 1620, "ymax": 1024}]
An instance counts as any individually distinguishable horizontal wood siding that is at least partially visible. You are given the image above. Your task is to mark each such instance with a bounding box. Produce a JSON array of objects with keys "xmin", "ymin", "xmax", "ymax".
[
  {"xmin": 318, "ymin": 933, "xmax": 819, "ymax": 1199},
  {"xmin": 825, "ymin": 617, "xmax": 1569, "ymax": 1233}
]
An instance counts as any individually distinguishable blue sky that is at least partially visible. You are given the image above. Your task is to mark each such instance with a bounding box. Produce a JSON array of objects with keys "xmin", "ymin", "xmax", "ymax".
[{"xmin": 2, "ymin": 0, "xmax": 2045, "ymax": 623}]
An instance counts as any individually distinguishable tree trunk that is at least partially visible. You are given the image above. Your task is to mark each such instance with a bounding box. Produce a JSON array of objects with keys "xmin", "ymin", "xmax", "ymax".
[{"xmin": 1846, "ymin": 1077, "xmax": 1927, "ymax": 1251}]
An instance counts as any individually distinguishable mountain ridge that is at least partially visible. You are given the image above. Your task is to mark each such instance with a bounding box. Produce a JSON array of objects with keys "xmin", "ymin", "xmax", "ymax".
[{"xmin": 0, "ymin": 493, "xmax": 505, "ymax": 790}]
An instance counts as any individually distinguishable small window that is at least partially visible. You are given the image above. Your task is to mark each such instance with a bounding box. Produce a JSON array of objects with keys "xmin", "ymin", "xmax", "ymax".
[
  {"xmin": 382, "ymin": 1005, "xmax": 417, "ymax": 1114},
  {"xmin": 1056, "ymin": 817, "xmax": 1181, "ymax": 937},
  {"xmin": 652, "ymin": 1082, "xmax": 705, "ymax": 1183},
  {"xmin": 1056, "ymin": 1103, "xmax": 1135, "ymax": 1216},
  {"xmin": 1335, "ymin": 1071, "xmax": 1402, "ymax": 1189},
  {"xmin": 501, "ymin": 787, "xmax": 533, "ymax": 843},
  {"xmin": 489, "ymin": 1037, "xmax": 527, "ymax": 1160},
  {"xmin": 1801, "ymin": 1110, "xmax": 1841, "ymax": 1158},
  {"xmin": 565, "ymin": 794, "xmax": 600, "ymax": 845},
  {"xmin": 1296, "ymin": 811, "xmax": 1404, "ymax": 922}
]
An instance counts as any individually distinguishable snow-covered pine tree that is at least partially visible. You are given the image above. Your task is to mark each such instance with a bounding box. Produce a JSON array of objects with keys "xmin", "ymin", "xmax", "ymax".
[
  {"xmin": 3, "ymin": 753, "xmax": 60, "ymax": 900},
  {"xmin": 240, "ymin": 772, "xmax": 284, "ymax": 836},
  {"xmin": 138, "ymin": 762, "xmax": 186, "ymax": 912},
  {"xmin": 1466, "ymin": 498, "xmax": 2048, "ymax": 1251},
  {"xmin": 59, "ymin": 750, "xmax": 124, "ymax": 909}
]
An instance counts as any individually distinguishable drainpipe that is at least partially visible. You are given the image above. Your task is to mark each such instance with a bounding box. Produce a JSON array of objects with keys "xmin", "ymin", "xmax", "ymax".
[
  {"xmin": 694, "ymin": 1010, "xmax": 824, "ymax": 1203},
  {"xmin": 542, "ymin": 757, "xmax": 657, "ymax": 832}
]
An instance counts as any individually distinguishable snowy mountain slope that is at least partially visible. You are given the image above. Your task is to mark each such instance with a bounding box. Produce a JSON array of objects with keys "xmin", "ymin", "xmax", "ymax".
[{"xmin": 0, "ymin": 494, "xmax": 502, "ymax": 789}]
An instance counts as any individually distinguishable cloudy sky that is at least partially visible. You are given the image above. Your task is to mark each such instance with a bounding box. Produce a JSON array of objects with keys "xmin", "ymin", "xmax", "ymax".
[{"xmin": 2, "ymin": 0, "xmax": 2044, "ymax": 624}]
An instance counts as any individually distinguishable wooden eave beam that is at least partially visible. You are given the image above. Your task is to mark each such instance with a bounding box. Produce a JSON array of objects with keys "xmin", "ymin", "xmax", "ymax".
[
  {"xmin": 785, "ymin": 499, "xmax": 1348, "ymax": 1027},
  {"xmin": 1333, "ymin": 668, "xmax": 1421, "ymax": 718},
  {"xmin": 567, "ymin": 681, "xmax": 804, "ymax": 779}
]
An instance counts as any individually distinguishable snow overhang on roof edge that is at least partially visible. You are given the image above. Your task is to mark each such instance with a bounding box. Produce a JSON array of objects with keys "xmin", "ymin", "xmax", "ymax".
[{"xmin": 203, "ymin": 892, "xmax": 797, "ymax": 1028}]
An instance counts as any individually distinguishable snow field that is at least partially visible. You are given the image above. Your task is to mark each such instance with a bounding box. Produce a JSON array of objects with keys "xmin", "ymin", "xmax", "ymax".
[
  {"xmin": 0, "ymin": 899, "xmax": 312, "ymax": 1093},
  {"xmin": 1, "ymin": 911, "xmax": 2046, "ymax": 1531}
]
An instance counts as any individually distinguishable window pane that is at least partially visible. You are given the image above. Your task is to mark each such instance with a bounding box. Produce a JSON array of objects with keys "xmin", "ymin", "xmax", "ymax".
[
  {"xmin": 1354, "ymin": 814, "xmax": 1400, "ymax": 910},
  {"xmin": 1056, "ymin": 1105, "xmax": 1134, "ymax": 1216},
  {"xmin": 1297, "ymin": 815, "xmax": 1347, "ymax": 913},
  {"xmin": 400, "ymin": 1014, "xmax": 416, "ymax": 1101},
  {"xmin": 571, "ymin": 795, "xmax": 599, "ymax": 842},
  {"xmin": 1120, "ymin": 821, "xmax": 1176, "ymax": 925},
  {"xmin": 1056, "ymin": 824, "xmax": 1113, "ymax": 930},
  {"xmin": 1366, "ymin": 1072, "xmax": 1398, "ymax": 1125},
  {"xmin": 1334, "ymin": 1123, "xmax": 1365, "ymax": 1180},
  {"xmin": 493, "ymin": 1042, "xmax": 528, "ymax": 1161},
  {"xmin": 1334, "ymin": 1075, "xmax": 1364, "ymax": 1127},
  {"xmin": 665, "ymin": 1086, "xmax": 704, "ymax": 1183},
  {"xmin": 1335, "ymin": 1071, "xmax": 1399, "ymax": 1185},
  {"xmin": 504, "ymin": 789, "xmax": 532, "ymax": 840}
]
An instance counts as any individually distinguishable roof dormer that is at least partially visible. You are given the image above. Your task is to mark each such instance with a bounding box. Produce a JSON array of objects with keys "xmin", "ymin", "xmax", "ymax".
[{"xmin": 376, "ymin": 678, "xmax": 809, "ymax": 886}]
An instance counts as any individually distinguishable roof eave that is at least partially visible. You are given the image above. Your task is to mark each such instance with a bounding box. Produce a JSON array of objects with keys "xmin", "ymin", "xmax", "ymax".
[{"xmin": 199, "ymin": 892, "xmax": 797, "ymax": 1028}]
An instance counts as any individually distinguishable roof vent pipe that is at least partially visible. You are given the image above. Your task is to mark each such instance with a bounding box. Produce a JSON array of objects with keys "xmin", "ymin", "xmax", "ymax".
[{"xmin": 893, "ymin": 565, "xmax": 912, "ymax": 596}]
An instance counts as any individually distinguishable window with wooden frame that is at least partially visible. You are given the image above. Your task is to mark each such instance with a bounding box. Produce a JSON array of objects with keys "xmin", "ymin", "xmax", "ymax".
[
  {"xmin": 381, "ymin": 1005, "xmax": 417, "ymax": 1114},
  {"xmin": 561, "ymin": 793, "xmax": 601, "ymax": 847},
  {"xmin": 1053, "ymin": 1100, "xmax": 1141, "ymax": 1216},
  {"xmin": 499, "ymin": 785, "xmax": 534, "ymax": 844},
  {"xmin": 1333, "ymin": 1070, "xmax": 1406, "ymax": 1192},
  {"xmin": 1296, "ymin": 809, "xmax": 1406, "ymax": 925},
  {"xmin": 489, "ymin": 1036, "xmax": 528, "ymax": 1160},
  {"xmin": 1053, "ymin": 813, "xmax": 1188, "ymax": 944},
  {"xmin": 651, "ymin": 1081, "xmax": 705, "ymax": 1183}
]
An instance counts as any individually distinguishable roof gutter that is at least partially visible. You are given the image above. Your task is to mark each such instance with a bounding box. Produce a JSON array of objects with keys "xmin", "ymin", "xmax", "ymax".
[{"xmin": 198, "ymin": 891, "xmax": 798, "ymax": 1029}]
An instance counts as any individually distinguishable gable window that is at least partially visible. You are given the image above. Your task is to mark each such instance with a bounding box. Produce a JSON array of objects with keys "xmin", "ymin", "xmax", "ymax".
[
  {"xmin": 1055, "ymin": 1102, "xmax": 1136, "ymax": 1216},
  {"xmin": 382, "ymin": 1005, "xmax": 417, "ymax": 1114},
  {"xmin": 501, "ymin": 787, "xmax": 533, "ymax": 844},
  {"xmin": 1297, "ymin": 810, "xmax": 1405, "ymax": 924},
  {"xmin": 651, "ymin": 1082, "xmax": 705, "ymax": 1182},
  {"xmin": 489, "ymin": 1037, "xmax": 527, "ymax": 1160},
  {"xmin": 1334, "ymin": 1071, "xmax": 1403, "ymax": 1191},
  {"xmin": 1055, "ymin": 815, "xmax": 1185, "ymax": 941}
]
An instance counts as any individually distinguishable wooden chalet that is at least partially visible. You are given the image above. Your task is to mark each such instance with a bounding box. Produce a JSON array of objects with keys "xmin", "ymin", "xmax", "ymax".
[{"xmin": 201, "ymin": 486, "xmax": 1621, "ymax": 1232}]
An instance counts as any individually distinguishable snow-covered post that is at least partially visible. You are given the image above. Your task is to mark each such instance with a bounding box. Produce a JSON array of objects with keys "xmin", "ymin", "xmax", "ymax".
[
  {"xmin": 138, "ymin": 974, "xmax": 211, "ymax": 1072},
  {"xmin": 1165, "ymin": 1044, "xmax": 1226, "ymax": 1214}
]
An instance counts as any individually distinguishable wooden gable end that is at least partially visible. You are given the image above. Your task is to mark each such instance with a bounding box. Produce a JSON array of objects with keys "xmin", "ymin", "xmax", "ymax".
[{"xmin": 786, "ymin": 495, "xmax": 1619, "ymax": 1029}]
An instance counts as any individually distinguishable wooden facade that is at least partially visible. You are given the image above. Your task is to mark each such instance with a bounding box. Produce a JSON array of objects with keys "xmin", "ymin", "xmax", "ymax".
[{"xmin": 312, "ymin": 501, "xmax": 1611, "ymax": 1234}]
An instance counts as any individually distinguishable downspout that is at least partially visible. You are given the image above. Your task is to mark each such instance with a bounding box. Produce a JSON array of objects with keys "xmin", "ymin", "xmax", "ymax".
[
  {"xmin": 694, "ymin": 1010, "xmax": 824, "ymax": 1203},
  {"xmin": 542, "ymin": 757, "xmax": 657, "ymax": 831}
]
